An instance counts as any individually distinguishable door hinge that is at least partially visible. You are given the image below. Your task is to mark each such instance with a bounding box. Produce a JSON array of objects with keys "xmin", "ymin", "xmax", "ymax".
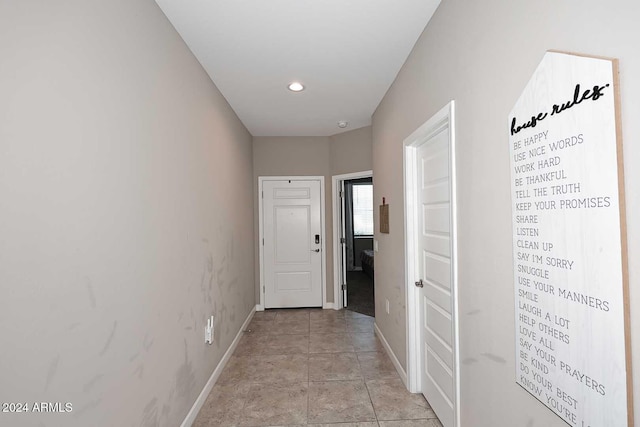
[
  {"xmin": 340, "ymin": 237, "xmax": 346, "ymax": 244},
  {"xmin": 263, "ymin": 285, "xmax": 265, "ymax": 292},
  {"xmin": 262, "ymin": 238, "xmax": 264, "ymax": 245},
  {"xmin": 339, "ymin": 191, "xmax": 344, "ymax": 198},
  {"xmin": 261, "ymin": 191, "xmax": 264, "ymax": 198},
  {"xmin": 341, "ymin": 284, "xmax": 346, "ymax": 290}
]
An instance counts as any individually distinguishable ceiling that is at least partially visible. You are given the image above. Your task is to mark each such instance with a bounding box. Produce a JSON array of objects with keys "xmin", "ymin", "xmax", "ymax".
[{"xmin": 155, "ymin": 0, "xmax": 441, "ymax": 136}]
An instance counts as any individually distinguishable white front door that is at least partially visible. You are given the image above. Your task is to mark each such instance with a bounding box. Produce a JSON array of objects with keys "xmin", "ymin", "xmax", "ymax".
[
  {"xmin": 263, "ymin": 179, "xmax": 323, "ymax": 308},
  {"xmin": 416, "ymin": 126, "xmax": 456, "ymax": 427}
]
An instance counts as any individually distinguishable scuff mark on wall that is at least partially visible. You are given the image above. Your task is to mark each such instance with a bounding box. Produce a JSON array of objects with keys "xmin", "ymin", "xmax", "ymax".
[
  {"xmin": 133, "ymin": 364, "xmax": 144, "ymax": 379},
  {"xmin": 44, "ymin": 354, "xmax": 60, "ymax": 391},
  {"xmin": 140, "ymin": 397, "xmax": 158, "ymax": 427},
  {"xmin": 199, "ymin": 269, "xmax": 206, "ymax": 294},
  {"xmin": 72, "ymin": 399, "xmax": 102, "ymax": 418},
  {"xmin": 82, "ymin": 374, "xmax": 103, "ymax": 393},
  {"xmin": 85, "ymin": 277, "xmax": 97, "ymax": 308},
  {"xmin": 130, "ymin": 352, "xmax": 139, "ymax": 362},
  {"xmin": 229, "ymin": 303, "xmax": 236, "ymax": 323},
  {"xmin": 143, "ymin": 333, "xmax": 154, "ymax": 352},
  {"xmin": 174, "ymin": 339, "xmax": 196, "ymax": 402},
  {"xmin": 207, "ymin": 253, "xmax": 213, "ymax": 273},
  {"xmin": 467, "ymin": 309, "xmax": 482, "ymax": 316},
  {"xmin": 462, "ymin": 357, "xmax": 478, "ymax": 365},
  {"xmin": 161, "ymin": 403, "xmax": 171, "ymax": 419},
  {"xmin": 481, "ymin": 353, "xmax": 507, "ymax": 364},
  {"xmin": 99, "ymin": 321, "xmax": 118, "ymax": 356},
  {"xmin": 216, "ymin": 266, "xmax": 224, "ymax": 288}
]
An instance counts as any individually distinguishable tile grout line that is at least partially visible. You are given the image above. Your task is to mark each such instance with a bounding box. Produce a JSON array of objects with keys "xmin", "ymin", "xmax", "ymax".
[{"xmin": 354, "ymin": 340, "xmax": 380, "ymax": 425}]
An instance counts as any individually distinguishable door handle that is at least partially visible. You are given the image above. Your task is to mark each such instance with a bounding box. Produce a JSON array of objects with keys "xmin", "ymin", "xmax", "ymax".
[
  {"xmin": 311, "ymin": 249, "xmax": 320, "ymax": 252},
  {"xmin": 415, "ymin": 279, "xmax": 424, "ymax": 288}
]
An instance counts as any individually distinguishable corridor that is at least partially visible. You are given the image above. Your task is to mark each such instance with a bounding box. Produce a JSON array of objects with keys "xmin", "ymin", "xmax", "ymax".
[{"xmin": 194, "ymin": 309, "xmax": 442, "ymax": 426}]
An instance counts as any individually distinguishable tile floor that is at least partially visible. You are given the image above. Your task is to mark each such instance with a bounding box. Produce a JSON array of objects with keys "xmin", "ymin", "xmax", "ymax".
[{"xmin": 194, "ymin": 308, "xmax": 442, "ymax": 427}]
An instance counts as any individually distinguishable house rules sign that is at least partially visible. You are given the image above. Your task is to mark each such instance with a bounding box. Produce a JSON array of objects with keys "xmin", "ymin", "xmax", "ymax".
[{"xmin": 509, "ymin": 51, "xmax": 633, "ymax": 426}]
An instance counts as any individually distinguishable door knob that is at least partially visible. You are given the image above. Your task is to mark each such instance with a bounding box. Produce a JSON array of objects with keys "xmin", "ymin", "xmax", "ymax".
[
  {"xmin": 415, "ymin": 279, "xmax": 424, "ymax": 288},
  {"xmin": 311, "ymin": 249, "xmax": 320, "ymax": 252}
]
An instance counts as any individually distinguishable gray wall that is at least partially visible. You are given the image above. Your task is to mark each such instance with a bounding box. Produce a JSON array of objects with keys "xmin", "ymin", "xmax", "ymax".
[
  {"xmin": 253, "ymin": 127, "xmax": 372, "ymax": 305},
  {"xmin": 331, "ymin": 126, "xmax": 373, "ymax": 176},
  {"xmin": 371, "ymin": 0, "xmax": 640, "ymax": 425},
  {"xmin": 0, "ymin": 1, "xmax": 255, "ymax": 426}
]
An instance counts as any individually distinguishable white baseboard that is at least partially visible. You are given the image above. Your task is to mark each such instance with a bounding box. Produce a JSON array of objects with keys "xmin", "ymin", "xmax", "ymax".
[
  {"xmin": 374, "ymin": 323, "xmax": 408, "ymax": 387},
  {"xmin": 323, "ymin": 302, "xmax": 334, "ymax": 310},
  {"xmin": 255, "ymin": 304, "xmax": 264, "ymax": 311},
  {"xmin": 181, "ymin": 306, "xmax": 255, "ymax": 427}
]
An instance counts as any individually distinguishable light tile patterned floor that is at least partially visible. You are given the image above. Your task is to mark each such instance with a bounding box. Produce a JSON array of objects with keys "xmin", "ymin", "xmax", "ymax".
[{"xmin": 194, "ymin": 308, "xmax": 442, "ymax": 427}]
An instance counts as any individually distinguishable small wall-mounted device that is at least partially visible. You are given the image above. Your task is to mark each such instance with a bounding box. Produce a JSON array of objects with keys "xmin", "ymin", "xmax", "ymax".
[{"xmin": 205, "ymin": 315, "xmax": 214, "ymax": 344}]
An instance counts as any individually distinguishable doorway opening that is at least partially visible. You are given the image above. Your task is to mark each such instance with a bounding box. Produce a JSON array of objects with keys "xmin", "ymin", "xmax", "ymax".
[{"xmin": 332, "ymin": 171, "xmax": 374, "ymax": 317}]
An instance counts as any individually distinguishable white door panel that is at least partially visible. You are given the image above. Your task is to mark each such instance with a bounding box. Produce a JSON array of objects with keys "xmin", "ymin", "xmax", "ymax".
[
  {"xmin": 275, "ymin": 271, "xmax": 312, "ymax": 291},
  {"xmin": 423, "ymin": 179, "xmax": 450, "ymax": 203},
  {"xmin": 425, "ymin": 301, "xmax": 452, "ymax": 347},
  {"xmin": 273, "ymin": 187, "xmax": 310, "ymax": 199},
  {"xmin": 425, "ymin": 327, "xmax": 453, "ymax": 371},
  {"xmin": 423, "ymin": 235, "xmax": 450, "ymax": 258},
  {"xmin": 263, "ymin": 179, "xmax": 322, "ymax": 308},
  {"xmin": 424, "ymin": 282, "xmax": 451, "ymax": 318},
  {"xmin": 275, "ymin": 206, "xmax": 311, "ymax": 263},
  {"xmin": 425, "ymin": 347, "xmax": 454, "ymax": 401},
  {"xmin": 417, "ymin": 126, "xmax": 456, "ymax": 427},
  {"xmin": 423, "ymin": 252, "xmax": 451, "ymax": 289},
  {"xmin": 423, "ymin": 204, "xmax": 450, "ymax": 234},
  {"xmin": 421, "ymin": 139, "xmax": 449, "ymax": 181}
]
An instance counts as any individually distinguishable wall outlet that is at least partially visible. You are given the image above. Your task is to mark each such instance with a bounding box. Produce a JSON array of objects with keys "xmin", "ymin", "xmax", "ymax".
[
  {"xmin": 385, "ymin": 299, "xmax": 390, "ymax": 314},
  {"xmin": 205, "ymin": 315, "xmax": 214, "ymax": 344}
]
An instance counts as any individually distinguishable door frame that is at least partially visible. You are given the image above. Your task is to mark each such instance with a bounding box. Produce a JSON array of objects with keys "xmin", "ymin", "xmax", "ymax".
[
  {"xmin": 258, "ymin": 176, "xmax": 328, "ymax": 310},
  {"xmin": 331, "ymin": 170, "xmax": 373, "ymax": 310},
  {"xmin": 403, "ymin": 101, "xmax": 460, "ymax": 426}
]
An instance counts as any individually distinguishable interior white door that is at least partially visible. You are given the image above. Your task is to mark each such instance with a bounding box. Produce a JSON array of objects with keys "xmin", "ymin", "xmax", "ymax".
[
  {"xmin": 416, "ymin": 127, "xmax": 456, "ymax": 427},
  {"xmin": 263, "ymin": 179, "xmax": 323, "ymax": 308}
]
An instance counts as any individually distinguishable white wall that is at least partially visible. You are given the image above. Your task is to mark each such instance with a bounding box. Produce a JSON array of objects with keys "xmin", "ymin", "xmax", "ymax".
[
  {"xmin": 372, "ymin": 0, "xmax": 639, "ymax": 425},
  {"xmin": 0, "ymin": 1, "xmax": 255, "ymax": 426}
]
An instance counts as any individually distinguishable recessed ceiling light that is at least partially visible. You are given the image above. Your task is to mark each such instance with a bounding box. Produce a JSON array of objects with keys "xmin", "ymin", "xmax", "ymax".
[
  {"xmin": 287, "ymin": 82, "xmax": 305, "ymax": 92},
  {"xmin": 337, "ymin": 121, "xmax": 348, "ymax": 128}
]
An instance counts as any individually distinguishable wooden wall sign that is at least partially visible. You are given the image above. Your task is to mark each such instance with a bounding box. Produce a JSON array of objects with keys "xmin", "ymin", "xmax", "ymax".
[
  {"xmin": 509, "ymin": 51, "xmax": 633, "ymax": 426},
  {"xmin": 380, "ymin": 198, "xmax": 389, "ymax": 234}
]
